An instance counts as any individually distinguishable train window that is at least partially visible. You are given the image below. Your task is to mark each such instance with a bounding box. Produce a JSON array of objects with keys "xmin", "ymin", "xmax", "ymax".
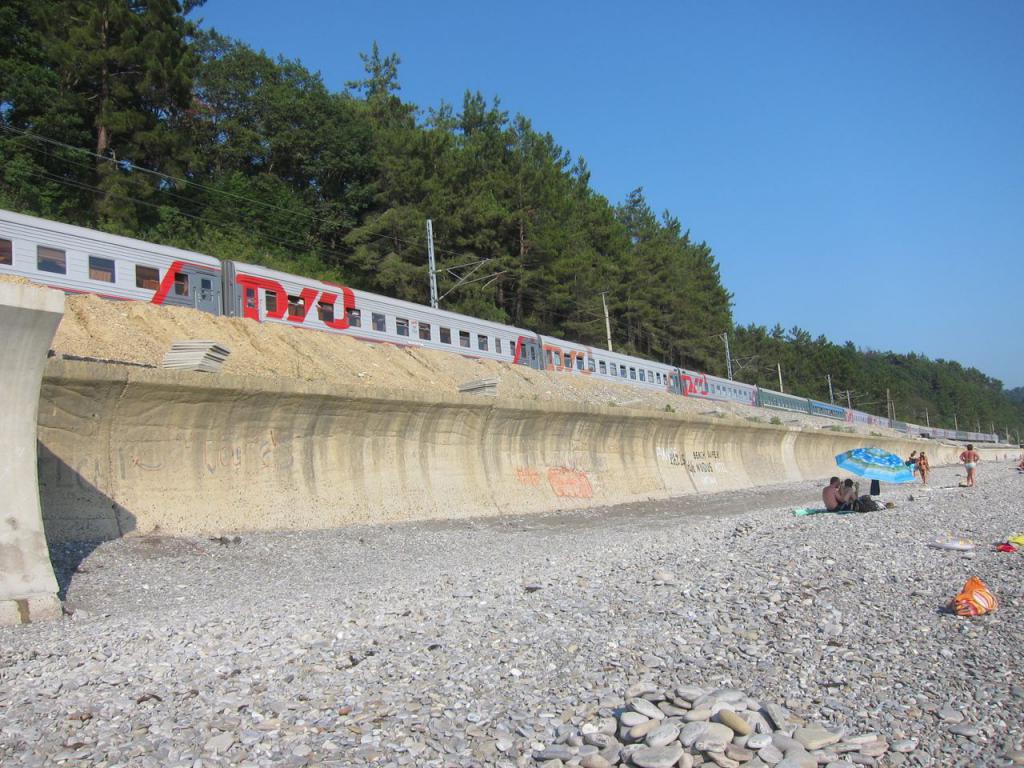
[
  {"xmin": 0, "ymin": 239, "xmax": 12, "ymax": 265},
  {"xmin": 478, "ymin": 334, "xmax": 488, "ymax": 351},
  {"xmin": 419, "ymin": 322, "xmax": 431, "ymax": 341},
  {"xmin": 287, "ymin": 294, "xmax": 306, "ymax": 317},
  {"xmin": 174, "ymin": 272, "xmax": 189, "ymax": 297},
  {"xmin": 37, "ymin": 246, "xmax": 66, "ymax": 274},
  {"xmin": 88, "ymin": 256, "xmax": 115, "ymax": 283},
  {"xmin": 577, "ymin": 356, "xmax": 584, "ymax": 371},
  {"xmin": 245, "ymin": 287, "xmax": 256, "ymax": 309},
  {"xmin": 639, "ymin": 370, "xmax": 646, "ymax": 382},
  {"xmin": 396, "ymin": 318, "xmax": 409, "ymax": 336},
  {"xmin": 495, "ymin": 338, "xmax": 502, "ymax": 354},
  {"xmin": 265, "ymin": 290, "xmax": 278, "ymax": 314},
  {"xmin": 459, "ymin": 330, "xmax": 470, "ymax": 348},
  {"xmin": 372, "ymin": 312, "xmax": 386, "ymax": 332},
  {"xmin": 620, "ymin": 365, "xmax": 626, "ymax": 377},
  {"xmin": 546, "ymin": 350, "xmax": 553, "ymax": 365},
  {"xmin": 588, "ymin": 358, "xmax": 596, "ymax": 372},
  {"xmin": 317, "ymin": 299, "xmax": 334, "ymax": 323},
  {"xmin": 529, "ymin": 346, "xmax": 537, "ymax": 362},
  {"xmin": 563, "ymin": 352, "xmax": 572, "ymax": 368},
  {"xmin": 648, "ymin": 370, "xmax": 654, "ymax": 382},
  {"xmin": 630, "ymin": 367, "xmax": 637, "ymax": 380},
  {"xmin": 136, "ymin": 265, "xmax": 160, "ymax": 290},
  {"xmin": 347, "ymin": 307, "xmax": 361, "ymax": 327},
  {"xmin": 599, "ymin": 361, "xmax": 607, "ymax": 374},
  {"xmin": 440, "ymin": 327, "xmax": 451, "ymax": 344}
]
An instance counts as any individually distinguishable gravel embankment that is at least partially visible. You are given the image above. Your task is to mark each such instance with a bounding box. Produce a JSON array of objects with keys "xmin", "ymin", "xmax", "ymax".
[{"xmin": 3, "ymin": 463, "xmax": 1023, "ymax": 767}]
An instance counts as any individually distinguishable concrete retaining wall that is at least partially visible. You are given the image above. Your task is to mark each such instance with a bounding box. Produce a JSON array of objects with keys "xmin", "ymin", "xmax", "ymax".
[
  {"xmin": 1, "ymin": 283, "xmax": 64, "ymax": 626},
  {"xmin": 37, "ymin": 360, "xmax": 1017, "ymax": 542}
]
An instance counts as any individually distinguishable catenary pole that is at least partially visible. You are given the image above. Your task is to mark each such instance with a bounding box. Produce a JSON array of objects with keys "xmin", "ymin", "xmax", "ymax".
[
  {"xmin": 827, "ymin": 374, "xmax": 834, "ymax": 404},
  {"xmin": 426, "ymin": 219, "xmax": 438, "ymax": 309},
  {"xmin": 723, "ymin": 333, "xmax": 733, "ymax": 380},
  {"xmin": 600, "ymin": 292, "xmax": 613, "ymax": 352},
  {"xmin": 777, "ymin": 363, "xmax": 783, "ymax": 393}
]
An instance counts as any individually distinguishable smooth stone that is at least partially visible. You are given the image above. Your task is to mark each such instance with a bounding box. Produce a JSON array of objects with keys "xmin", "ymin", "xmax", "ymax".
[
  {"xmin": 676, "ymin": 754, "xmax": 694, "ymax": 768},
  {"xmin": 761, "ymin": 703, "xmax": 791, "ymax": 730},
  {"xmin": 758, "ymin": 744, "xmax": 784, "ymax": 764},
  {"xmin": 891, "ymin": 739, "xmax": 917, "ymax": 753},
  {"xmin": 1004, "ymin": 750, "xmax": 1024, "ymax": 766},
  {"xmin": 628, "ymin": 719, "xmax": 662, "ymax": 740},
  {"xmin": 793, "ymin": 726, "xmax": 841, "ymax": 750},
  {"xmin": 775, "ymin": 759, "xmax": 812, "ymax": 768},
  {"xmin": 747, "ymin": 733, "xmax": 773, "ymax": 749},
  {"xmin": 584, "ymin": 733, "xmax": 615, "ymax": 749},
  {"xmin": 675, "ymin": 685, "xmax": 708, "ymax": 702},
  {"xmin": 580, "ymin": 755, "xmax": 612, "ymax": 768},
  {"xmin": 949, "ymin": 723, "xmax": 980, "ymax": 737},
  {"xmin": 772, "ymin": 734, "xmax": 803, "ymax": 753},
  {"xmin": 840, "ymin": 733, "xmax": 878, "ymax": 746},
  {"xmin": 630, "ymin": 744, "xmax": 684, "ymax": 768},
  {"xmin": 745, "ymin": 712, "xmax": 773, "ymax": 734},
  {"xmin": 695, "ymin": 737, "xmax": 728, "ymax": 753},
  {"xmin": 717, "ymin": 710, "xmax": 751, "ymax": 736},
  {"xmin": 621, "ymin": 712, "xmax": 649, "ymax": 728},
  {"xmin": 707, "ymin": 752, "xmax": 740, "ymax": 768},
  {"xmin": 684, "ymin": 708, "xmax": 713, "ymax": 722},
  {"xmin": 644, "ymin": 723, "xmax": 680, "ymax": 748},
  {"xmin": 705, "ymin": 723, "xmax": 735, "ymax": 743},
  {"xmin": 937, "ymin": 706, "xmax": 964, "ymax": 723},
  {"xmin": 658, "ymin": 701, "xmax": 689, "ymax": 717},
  {"xmin": 534, "ymin": 745, "xmax": 576, "ymax": 761},
  {"xmin": 629, "ymin": 698, "xmax": 666, "ymax": 721},
  {"xmin": 693, "ymin": 688, "xmax": 747, "ymax": 710},
  {"xmin": 824, "ymin": 762, "xmax": 857, "ymax": 768},
  {"xmin": 205, "ymin": 732, "xmax": 235, "ymax": 753},
  {"xmin": 858, "ymin": 739, "xmax": 889, "ymax": 757},
  {"xmin": 680, "ymin": 721, "xmax": 709, "ymax": 747},
  {"xmin": 725, "ymin": 743, "xmax": 754, "ymax": 762}
]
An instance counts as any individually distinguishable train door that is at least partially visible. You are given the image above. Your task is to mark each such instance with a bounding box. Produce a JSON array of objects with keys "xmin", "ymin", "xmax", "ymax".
[
  {"xmin": 514, "ymin": 335, "xmax": 545, "ymax": 370},
  {"xmin": 192, "ymin": 270, "xmax": 222, "ymax": 314}
]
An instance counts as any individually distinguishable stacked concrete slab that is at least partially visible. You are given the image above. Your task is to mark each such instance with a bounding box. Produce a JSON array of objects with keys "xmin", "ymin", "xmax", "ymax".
[{"xmin": 0, "ymin": 282, "xmax": 64, "ymax": 625}]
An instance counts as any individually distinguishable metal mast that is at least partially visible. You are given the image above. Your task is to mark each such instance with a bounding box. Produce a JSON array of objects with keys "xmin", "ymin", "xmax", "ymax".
[{"xmin": 426, "ymin": 219, "xmax": 438, "ymax": 309}]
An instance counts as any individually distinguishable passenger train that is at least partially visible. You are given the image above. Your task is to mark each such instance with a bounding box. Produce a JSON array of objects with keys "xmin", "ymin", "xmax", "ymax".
[{"xmin": 0, "ymin": 208, "xmax": 998, "ymax": 444}]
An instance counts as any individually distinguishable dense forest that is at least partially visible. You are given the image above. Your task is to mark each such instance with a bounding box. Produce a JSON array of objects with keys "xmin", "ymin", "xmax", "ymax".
[{"xmin": 1, "ymin": 1, "xmax": 1021, "ymax": 439}]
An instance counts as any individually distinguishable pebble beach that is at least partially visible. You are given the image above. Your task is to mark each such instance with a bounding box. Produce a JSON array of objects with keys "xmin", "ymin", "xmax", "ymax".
[{"xmin": 3, "ymin": 462, "xmax": 1023, "ymax": 767}]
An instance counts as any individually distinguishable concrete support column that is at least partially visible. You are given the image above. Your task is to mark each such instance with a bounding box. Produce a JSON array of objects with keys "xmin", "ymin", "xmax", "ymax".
[{"xmin": 0, "ymin": 281, "xmax": 65, "ymax": 626}]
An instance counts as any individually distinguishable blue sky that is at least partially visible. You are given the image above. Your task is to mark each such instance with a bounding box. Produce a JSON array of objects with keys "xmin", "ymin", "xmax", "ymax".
[{"xmin": 196, "ymin": 1, "xmax": 1023, "ymax": 388}]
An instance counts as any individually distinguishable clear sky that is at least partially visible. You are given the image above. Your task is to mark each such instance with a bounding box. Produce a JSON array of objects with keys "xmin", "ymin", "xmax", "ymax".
[{"xmin": 196, "ymin": 0, "xmax": 1023, "ymax": 388}]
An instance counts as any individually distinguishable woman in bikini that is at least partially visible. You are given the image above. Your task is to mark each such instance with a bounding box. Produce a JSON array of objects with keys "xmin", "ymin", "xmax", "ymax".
[
  {"xmin": 917, "ymin": 452, "xmax": 930, "ymax": 485},
  {"xmin": 959, "ymin": 444, "xmax": 980, "ymax": 487}
]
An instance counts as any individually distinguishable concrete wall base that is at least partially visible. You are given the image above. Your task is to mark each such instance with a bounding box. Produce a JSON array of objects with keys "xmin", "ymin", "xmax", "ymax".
[
  {"xmin": 0, "ymin": 282, "xmax": 65, "ymax": 626},
  {"xmin": 36, "ymin": 359, "xmax": 1018, "ymax": 543}
]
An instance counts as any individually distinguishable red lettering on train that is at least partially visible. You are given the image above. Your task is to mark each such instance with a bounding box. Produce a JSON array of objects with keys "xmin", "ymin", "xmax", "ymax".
[
  {"xmin": 234, "ymin": 274, "xmax": 356, "ymax": 328},
  {"xmin": 151, "ymin": 260, "xmax": 185, "ymax": 305},
  {"xmin": 318, "ymin": 287, "xmax": 356, "ymax": 330},
  {"xmin": 235, "ymin": 275, "xmax": 288, "ymax": 320}
]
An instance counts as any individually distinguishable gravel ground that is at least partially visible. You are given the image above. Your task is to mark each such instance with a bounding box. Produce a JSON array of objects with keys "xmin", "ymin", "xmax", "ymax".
[{"xmin": 3, "ymin": 463, "xmax": 1023, "ymax": 767}]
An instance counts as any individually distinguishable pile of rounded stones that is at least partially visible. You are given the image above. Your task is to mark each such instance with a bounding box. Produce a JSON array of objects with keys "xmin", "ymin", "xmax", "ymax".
[{"xmin": 532, "ymin": 683, "xmax": 913, "ymax": 768}]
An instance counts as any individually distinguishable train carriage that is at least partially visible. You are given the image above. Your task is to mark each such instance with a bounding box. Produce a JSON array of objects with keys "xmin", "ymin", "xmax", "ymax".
[
  {"xmin": 222, "ymin": 261, "xmax": 531, "ymax": 364},
  {"xmin": 0, "ymin": 208, "xmax": 222, "ymax": 313}
]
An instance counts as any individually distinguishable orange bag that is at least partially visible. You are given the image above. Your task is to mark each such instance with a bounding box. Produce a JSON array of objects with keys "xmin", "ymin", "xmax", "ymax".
[{"xmin": 951, "ymin": 576, "xmax": 998, "ymax": 617}]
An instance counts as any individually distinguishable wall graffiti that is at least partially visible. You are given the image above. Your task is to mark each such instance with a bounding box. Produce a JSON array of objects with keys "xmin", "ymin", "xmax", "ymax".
[
  {"xmin": 656, "ymin": 447, "xmax": 686, "ymax": 466},
  {"xmin": 547, "ymin": 467, "xmax": 593, "ymax": 499},
  {"xmin": 514, "ymin": 467, "xmax": 541, "ymax": 486}
]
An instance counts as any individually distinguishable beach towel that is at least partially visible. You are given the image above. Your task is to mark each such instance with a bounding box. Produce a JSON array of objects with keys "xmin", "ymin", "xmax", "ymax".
[
  {"xmin": 793, "ymin": 507, "xmax": 857, "ymax": 517},
  {"xmin": 1008, "ymin": 534, "xmax": 1024, "ymax": 547},
  {"xmin": 950, "ymin": 576, "xmax": 998, "ymax": 617}
]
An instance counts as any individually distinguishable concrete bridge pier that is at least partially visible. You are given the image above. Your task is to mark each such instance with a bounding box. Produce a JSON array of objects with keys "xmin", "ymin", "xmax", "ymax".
[{"xmin": 0, "ymin": 282, "xmax": 65, "ymax": 626}]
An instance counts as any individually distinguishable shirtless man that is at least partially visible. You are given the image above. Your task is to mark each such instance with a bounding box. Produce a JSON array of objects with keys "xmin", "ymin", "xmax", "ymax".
[
  {"xmin": 959, "ymin": 444, "xmax": 980, "ymax": 487},
  {"xmin": 822, "ymin": 477, "xmax": 851, "ymax": 511}
]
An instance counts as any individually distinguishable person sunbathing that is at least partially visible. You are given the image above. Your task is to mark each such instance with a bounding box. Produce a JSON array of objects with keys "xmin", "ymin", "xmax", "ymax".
[{"xmin": 822, "ymin": 477, "xmax": 853, "ymax": 511}]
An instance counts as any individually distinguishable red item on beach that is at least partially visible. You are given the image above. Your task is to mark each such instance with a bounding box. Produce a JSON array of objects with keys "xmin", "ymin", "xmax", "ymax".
[
  {"xmin": 995, "ymin": 543, "xmax": 1017, "ymax": 553},
  {"xmin": 950, "ymin": 576, "xmax": 998, "ymax": 617}
]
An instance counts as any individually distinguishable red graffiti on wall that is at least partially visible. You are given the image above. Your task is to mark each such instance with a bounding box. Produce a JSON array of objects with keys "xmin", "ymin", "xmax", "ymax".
[{"xmin": 547, "ymin": 467, "xmax": 593, "ymax": 498}]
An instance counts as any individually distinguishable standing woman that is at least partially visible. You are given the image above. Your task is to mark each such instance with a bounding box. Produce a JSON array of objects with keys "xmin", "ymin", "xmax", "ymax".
[
  {"xmin": 917, "ymin": 451, "xmax": 930, "ymax": 486},
  {"xmin": 959, "ymin": 443, "xmax": 980, "ymax": 487}
]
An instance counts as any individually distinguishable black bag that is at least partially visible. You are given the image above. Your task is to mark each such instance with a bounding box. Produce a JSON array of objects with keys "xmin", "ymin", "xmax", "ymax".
[{"xmin": 854, "ymin": 495, "xmax": 880, "ymax": 513}]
